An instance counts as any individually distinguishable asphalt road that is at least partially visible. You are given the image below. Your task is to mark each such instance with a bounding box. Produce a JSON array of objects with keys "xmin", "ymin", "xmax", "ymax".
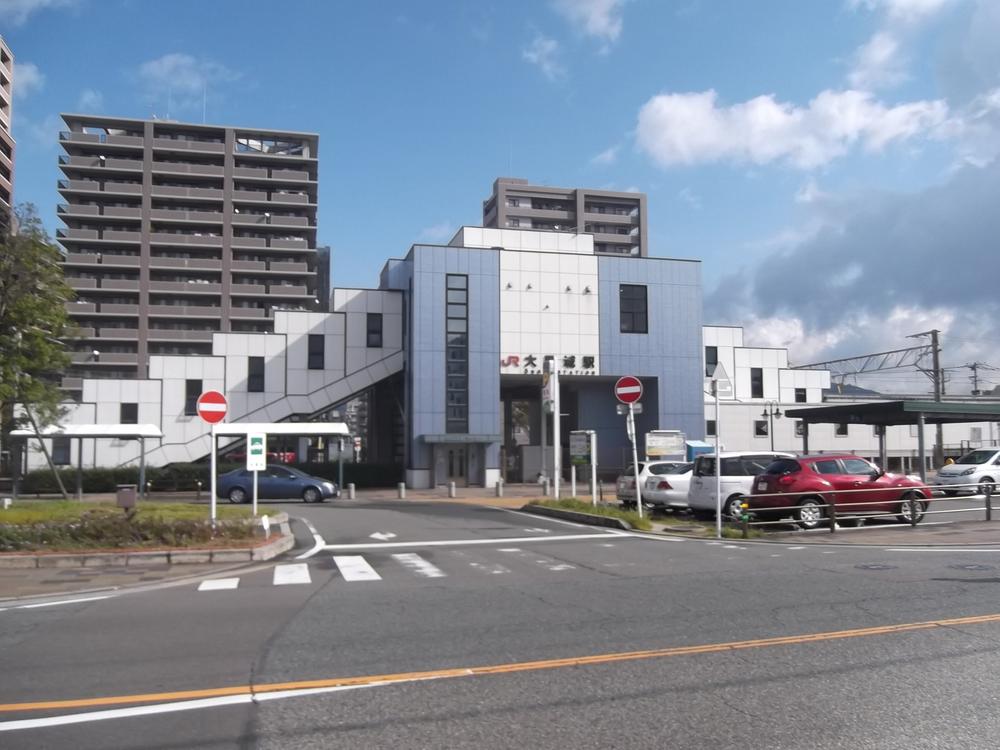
[{"xmin": 4, "ymin": 499, "xmax": 1000, "ymax": 748}]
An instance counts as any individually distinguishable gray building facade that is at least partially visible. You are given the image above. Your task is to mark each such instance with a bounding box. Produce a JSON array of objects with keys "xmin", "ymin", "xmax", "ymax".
[
  {"xmin": 57, "ymin": 114, "xmax": 320, "ymax": 387},
  {"xmin": 483, "ymin": 177, "xmax": 648, "ymax": 257},
  {"xmin": 0, "ymin": 37, "xmax": 14, "ymax": 213}
]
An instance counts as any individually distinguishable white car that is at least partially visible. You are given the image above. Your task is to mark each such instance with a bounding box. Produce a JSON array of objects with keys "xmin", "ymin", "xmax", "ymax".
[
  {"xmin": 643, "ymin": 463, "xmax": 694, "ymax": 510},
  {"xmin": 687, "ymin": 451, "xmax": 794, "ymax": 520},
  {"xmin": 931, "ymin": 449, "xmax": 1000, "ymax": 496},
  {"xmin": 617, "ymin": 461, "xmax": 689, "ymax": 506}
]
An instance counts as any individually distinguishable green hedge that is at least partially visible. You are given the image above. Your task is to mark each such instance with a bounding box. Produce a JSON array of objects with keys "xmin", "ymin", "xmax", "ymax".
[{"xmin": 18, "ymin": 461, "xmax": 404, "ymax": 493}]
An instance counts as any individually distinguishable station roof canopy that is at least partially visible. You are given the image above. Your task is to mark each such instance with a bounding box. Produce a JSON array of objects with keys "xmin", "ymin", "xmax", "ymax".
[
  {"xmin": 10, "ymin": 423, "xmax": 164, "ymax": 439},
  {"xmin": 212, "ymin": 422, "xmax": 349, "ymax": 437},
  {"xmin": 786, "ymin": 400, "xmax": 1000, "ymax": 427}
]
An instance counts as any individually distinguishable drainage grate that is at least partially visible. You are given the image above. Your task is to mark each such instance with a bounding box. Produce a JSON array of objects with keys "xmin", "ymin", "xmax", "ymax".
[{"xmin": 855, "ymin": 563, "xmax": 898, "ymax": 571}]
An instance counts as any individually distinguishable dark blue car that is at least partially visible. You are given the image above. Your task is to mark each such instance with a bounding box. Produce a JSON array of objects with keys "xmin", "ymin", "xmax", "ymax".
[{"xmin": 217, "ymin": 464, "xmax": 339, "ymax": 503}]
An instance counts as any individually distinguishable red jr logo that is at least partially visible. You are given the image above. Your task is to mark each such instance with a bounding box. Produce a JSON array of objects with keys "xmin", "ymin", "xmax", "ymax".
[{"xmin": 501, "ymin": 355, "xmax": 521, "ymax": 368}]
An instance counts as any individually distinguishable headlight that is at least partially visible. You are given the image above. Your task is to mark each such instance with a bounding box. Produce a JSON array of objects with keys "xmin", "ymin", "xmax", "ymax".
[
  {"xmin": 323, "ymin": 482, "xmax": 334, "ymax": 492},
  {"xmin": 961, "ymin": 467, "xmax": 976, "ymax": 475}
]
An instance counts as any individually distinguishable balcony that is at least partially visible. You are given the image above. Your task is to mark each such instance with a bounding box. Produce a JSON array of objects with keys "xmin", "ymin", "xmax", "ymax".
[
  {"xmin": 63, "ymin": 252, "xmax": 100, "ymax": 266},
  {"xmin": 60, "ymin": 131, "xmax": 143, "ymax": 148},
  {"xmin": 149, "ymin": 232, "xmax": 222, "ymax": 246},
  {"xmin": 58, "ymin": 228, "xmax": 98, "ymax": 242},
  {"xmin": 103, "ymin": 206, "xmax": 142, "ymax": 220},
  {"xmin": 231, "ymin": 260, "xmax": 266, "ymax": 271},
  {"xmin": 99, "ymin": 303, "xmax": 140, "ymax": 315},
  {"xmin": 58, "ymin": 179, "xmax": 142, "ymax": 195},
  {"xmin": 60, "ymin": 377, "xmax": 84, "ymax": 391},
  {"xmin": 97, "ymin": 328, "xmax": 139, "ymax": 339},
  {"xmin": 103, "ymin": 230, "xmax": 142, "ymax": 242},
  {"xmin": 68, "ymin": 277, "xmax": 97, "ymax": 288},
  {"xmin": 152, "ymin": 161, "xmax": 224, "ymax": 177},
  {"xmin": 270, "ymin": 192, "xmax": 313, "ymax": 205},
  {"xmin": 229, "ymin": 307, "xmax": 267, "ymax": 318},
  {"xmin": 147, "ymin": 329, "xmax": 216, "ymax": 342},
  {"xmin": 231, "ymin": 283, "xmax": 266, "ymax": 295},
  {"xmin": 152, "ymin": 137, "xmax": 225, "ymax": 154},
  {"xmin": 233, "ymin": 166, "xmax": 267, "ymax": 179},
  {"xmin": 268, "ymin": 168, "xmax": 312, "ymax": 181},
  {"xmin": 100, "ymin": 279, "xmax": 141, "ymax": 292},
  {"xmin": 268, "ymin": 261, "xmax": 310, "ymax": 274},
  {"xmin": 59, "ymin": 155, "xmax": 143, "ymax": 171},
  {"xmin": 151, "ymin": 185, "xmax": 224, "ymax": 201},
  {"xmin": 71, "ymin": 351, "xmax": 137, "ymax": 365},
  {"xmin": 58, "ymin": 203, "xmax": 99, "ymax": 217},
  {"xmin": 231, "ymin": 235, "xmax": 266, "ymax": 249},
  {"xmin": 66, "ymin": 301, "xmax": 96, "ymax": 314},
  {"xmin": 63, "ymin": 253, "xmax": 141, "ymax": 268},
  {"xmin": 266, "ymin": 284, "xmax": 309, "ymax": 297},
  {"xmin": 150, "ymin": 208, "xmax": 223, "ymax": 223},
  {"xmin": 149, "ymin": 280, "xmax": 222, "ymax": 294},
  {"xmin": 148, "ymin": 304, "xmax": 221, "ymax": 318},
  {"xmin": 149, "ymin": 256, "xmax": 222, "ymax": 271},
  {"xmin": 270, "ymin": 237, "xmax": 308, "ymax": 250}
]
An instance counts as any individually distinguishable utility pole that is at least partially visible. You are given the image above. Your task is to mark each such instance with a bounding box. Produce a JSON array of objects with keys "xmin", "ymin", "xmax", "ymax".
[
  {"xmin": 909, "ymin": 329, "xmax": 943, "ymax": 467},
  {"xmin": 965, "ymin": 362, "xmax": 997, "ymax": 396}
]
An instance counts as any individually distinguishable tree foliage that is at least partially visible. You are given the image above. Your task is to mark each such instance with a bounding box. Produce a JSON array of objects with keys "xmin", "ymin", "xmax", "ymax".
[{"xmin": 0, "ymin": 204, "xmax": 75, "ymax": 444}]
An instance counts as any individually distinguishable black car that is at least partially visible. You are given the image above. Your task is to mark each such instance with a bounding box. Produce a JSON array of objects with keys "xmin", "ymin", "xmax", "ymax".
[{"xmin": 216, "ymin": 464, "xmax": 339, "ymax": 503}]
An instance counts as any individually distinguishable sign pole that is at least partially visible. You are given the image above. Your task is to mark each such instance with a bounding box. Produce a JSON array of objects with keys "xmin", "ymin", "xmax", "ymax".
[
  {"xmin": 714, "ymin": 379, "xmax": 722, "ymax": 540},
  {"xmin": 590, "ymin": 432, "xmax": 597, "ymax": 506},
  {"xmin": 252, "ymin": 470, "xmax": 258, "ymax": 517},
  {"xmin": 553, "ymin": 361, "xmax": 561, "ymax": 500},
  {"xmin": 628, "ymin": 402, "xmax": 643, "ymax": 519},
  {"xmin": 210, "ymin": 424, "xmax": 217, "ymax": 526},
  {"xmin": 571, "ymin": 464, "xmax": 576, "ymax": 498}
]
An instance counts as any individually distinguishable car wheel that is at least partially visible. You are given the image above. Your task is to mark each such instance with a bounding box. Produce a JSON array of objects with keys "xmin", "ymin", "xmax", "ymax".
[
  {"xmin": 943, "ymin": 490, "xmax": 959, "ymax": 497},
  {"xmin": 796, "ymin": 498, "xmax": 825, "ymax": 530},
  {"xmin": 723, "ymin": 495, "xmax": 745, "ymax": 521},
  {"xmin": 302, "ymin": 487, "xmax": 321, "ymax": 503},
  {"xmin": 897, "ymin": 492, "xmax": 927, "ymax": 524},
  {"xmin": 227, "ymin": 487, "xmax": 247, "ymax": 504},
  {"xmin": 978, "ymin": 478, "xmax": 996, "ymax": 497}
]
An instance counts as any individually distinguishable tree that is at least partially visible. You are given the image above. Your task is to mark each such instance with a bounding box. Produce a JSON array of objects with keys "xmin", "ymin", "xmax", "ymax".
[{"xmin": 0, "ymin": 204, "xmax": 75, "ymax": 480}]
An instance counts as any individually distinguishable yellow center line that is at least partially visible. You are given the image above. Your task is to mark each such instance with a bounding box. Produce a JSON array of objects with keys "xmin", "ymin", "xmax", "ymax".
[{"xmin": 3, "ymin": 611, "xmax": 1000, "ymax": 714}]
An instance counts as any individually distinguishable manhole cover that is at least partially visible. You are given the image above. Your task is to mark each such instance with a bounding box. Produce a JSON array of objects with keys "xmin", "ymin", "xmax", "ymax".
[
  {"xmin": 949, "ymin": 564, "xmax": 996, "ymax": 571},
  {"xmin": 855, "ymin": 563, "xmax": 898, "ymax": 570}
]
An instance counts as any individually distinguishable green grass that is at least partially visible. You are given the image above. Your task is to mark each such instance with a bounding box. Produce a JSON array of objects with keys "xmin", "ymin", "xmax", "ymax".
[
  {"xmin": 533, "ymin": 498, "xmax": 653, "ymax": 531},
  {"xmin": 0, "ymin": 501, "xmax": 271, "ymax": 525}
]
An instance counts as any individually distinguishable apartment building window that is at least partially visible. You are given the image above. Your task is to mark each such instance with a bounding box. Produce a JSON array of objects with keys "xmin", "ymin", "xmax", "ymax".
[
  {"xmin": 750, "ymin": 367, "xmax": 764, "ymax": 399},
  {"xmin": 308, "ymin": 334, "xmax": 324, "ymax": 369},
  {"xmin": 705, "ymin": 346, "xmax": 718, "ymax": 372},
  {"xmin": 120, "ymin": 403, "xmax": 138, "ymax": 424},
  {"xmin": 619, "ymin": 284, "xmax": 648, "ymax": 334},
  {"xmin": 794, "ymin": 388, "xmax": 807, "ymax": 403},
  {"xmin": 754, "ymin": 420, "xmax": 769, "ymax": 437},
  {"xmin": 507, "ymin": 218, "xmax": 520, "ymax": 228},
  {"xmin": 184, "ymin": 379, "xmax": 202, "ymax": 416},
  {"xmin": 52, "ymin": 438, "xmax": 71, "ymax": 466},
  {"xmin": 446, "ymin": 274, "xmax": 469, "ymax": 434},
  {"xmin": 248, "ymin": 356, "xmax": 265, "ymax": 393},
  {"xmin": 835, "ymin": 423, "xmax": 849, "ymax": 437},
  {"xmin": 706, "ymin": 420, "xmax": 716, "ymax": 437},
  {"xmin": 366, "ymin": 314, "xmax": 383, "ymax": 348}
]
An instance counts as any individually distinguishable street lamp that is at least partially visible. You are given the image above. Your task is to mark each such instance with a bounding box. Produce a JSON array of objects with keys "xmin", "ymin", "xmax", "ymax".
[{"xmin": 761, "ymin": 401, "xmax": 782, "ymax": 451}]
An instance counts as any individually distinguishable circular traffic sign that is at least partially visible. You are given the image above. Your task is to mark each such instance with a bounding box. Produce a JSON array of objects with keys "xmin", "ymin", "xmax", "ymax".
[
  {"xmin": 196, "ymin": 390, "xmax": 228, "ymax": 424},
  {"xmin": 614, "ymin": 376, "xmax": 643, "ymax": 404}
]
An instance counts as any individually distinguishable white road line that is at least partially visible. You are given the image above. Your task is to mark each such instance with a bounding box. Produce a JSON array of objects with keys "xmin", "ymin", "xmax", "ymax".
[
  {"xmin": 786, "ymin": 546, "xmax": 806, "ymax": 551},
  {"xmin": 322, "ymin": 532, "xmax": 620, "ymax": 551},
  {"xmin": 198, "ymin": 578, "xmax": 239, "ymax": 591},
  {"xmin": 498, "ymin": 548, "xmax": 522, "ymax": 552},
  {"xmin": 16, "ymin": 595, "xmax": 111, "ymax": 610},
  {"xmin": 272, "ymin": 563, "xmax": 312, "ymax": 586},
  {"xmin": 885, "ymin": 548, "xmax": 1000, "ymax": 553},
  {"xmin": 494, "ymin": 507, "xmax": 591, "ymax": 529},
  {"xmin": 469, "ymin": 561, "xmax": 511, "ymax": 575},
  {"xmin": 333, "ymin": 555, "xmax": 382, "ymax": 582},
  {"xmin": 391, "ymin": 553, "xmax": 445, "ymax": 578},
  {"xmin": 294, "ymin": 517, "xmax": 327, "ymax": 560}
]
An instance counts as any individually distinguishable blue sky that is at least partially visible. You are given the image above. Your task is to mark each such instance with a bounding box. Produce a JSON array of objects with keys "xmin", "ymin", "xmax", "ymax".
[{"xmin": 3, "ymin": 0, "xmax": 1000, "ymax": 393}]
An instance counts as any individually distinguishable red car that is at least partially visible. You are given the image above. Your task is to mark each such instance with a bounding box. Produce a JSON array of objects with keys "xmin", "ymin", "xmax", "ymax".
[{"xmin": 749, "ymin": 455, "xmax": 930, "ymax": 529}]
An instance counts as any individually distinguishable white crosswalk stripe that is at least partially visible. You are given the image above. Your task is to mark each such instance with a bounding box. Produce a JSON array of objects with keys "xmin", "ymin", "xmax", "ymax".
[
  {"xmin": 391, "ymin": 553, "xmax": 445, "ymax": 578},
  {"xmin": 198, "ymin": 577, "xmax": 239, "ymax": 591},
  {"xmin": 273, "ymin": 563, "xmax": 312, "ymax": 586},
  {"xmin": 334, "ymin": 555, "xmax": 382, "ymax": 582}
]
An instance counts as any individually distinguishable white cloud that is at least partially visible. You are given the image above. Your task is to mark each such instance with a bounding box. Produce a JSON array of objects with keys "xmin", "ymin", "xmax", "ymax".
[
  {"xmin": 16, "ymin": 112, "xmax": 61, "ymax": 149},
  {"xmin": 794, "ymin": 179, "xmax": 829, "ymax": 204},
  {"xmin": 0, "ymin": 0, "xmax": 75, "ymax": 26},
  {"xmin": 677, "ymin": 187, "xmax": 702, "ymax": 209},
  {"xmin": 75, "ymin": 88, "xmax": 103, "ymax": 112},
  {"xmin": 590, "ymin": 145, "xmax": 619, "ymax": 165},
  {"xmin": 137, "ymin": 53, "xmax": 240, "ymax": 114},
  {"xmin": 848, "ymin": 0, "xmax": 955, "ymax": 24},
  {"xmin": 635, "ymin": 88, "xmax": 948, "ymax": 169},
  {"xmin": 12, "ymin": 61, "xmax": 44, "ymax": 99},
  {"xmin": 552, "ymin": 0, "xmax": 628, "ymax": 48},
  {"xmin": 848, "ymin": 31, "xmax": 907, "ymax": 90},
  {"xmin": 522, "ymin": 34, "xmax": 565, "ymax": 81},
  {"xmin": 418, "ymin": 222, "xmax": 455, "ymax": 243}
]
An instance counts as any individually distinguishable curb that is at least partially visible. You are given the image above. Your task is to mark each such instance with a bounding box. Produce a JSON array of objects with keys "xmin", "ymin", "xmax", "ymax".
[
  {"xmin": 521, "ymin": 503, "xmax": 633, "ymax": 531},
  {"xmin": 0, "ymin": 512, "xmax": 293, "ymax": 568}
]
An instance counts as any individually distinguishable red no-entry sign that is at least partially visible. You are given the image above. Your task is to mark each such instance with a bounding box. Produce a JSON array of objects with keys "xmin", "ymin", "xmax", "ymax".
[
  {"xmin": 196, "ymin": 390, "xmax": 228, "ymax": 424},
  {"xmin": 614, "ymin": 376, "xmax": 643, "ymax": 404}
]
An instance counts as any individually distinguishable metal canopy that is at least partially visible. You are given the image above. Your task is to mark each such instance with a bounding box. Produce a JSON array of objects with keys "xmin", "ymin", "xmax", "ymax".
[
  {"xmin": 10, "ymin": 423, "xmax": 164, "ymax": 439},
  {"xmin": 786, "ymin": 401, "xmax": 1000, "ymax": 426},
  {"xmin": 212, "ymin": 422, "xmax": 349, "ymax": 437}
]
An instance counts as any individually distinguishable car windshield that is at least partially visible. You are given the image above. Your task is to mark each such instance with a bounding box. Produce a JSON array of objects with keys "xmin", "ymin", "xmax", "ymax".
[
  {"xmin": 648, "ymin": 463, "xmax": 683, "ymax": 475},
  {"xmin": 764, "ymin": 459, "xmax": 801, "ymax": 475},
  {"xmin": 623, "ymin": 463, "xmax": 646, "ymax": 475},
  {"xmin": 957, "ymin": 450, "xmax": 997, "ymax": 465},
  {"xmin": 666, "ymin": 463, "xmax": 693, "ymax": 475}
]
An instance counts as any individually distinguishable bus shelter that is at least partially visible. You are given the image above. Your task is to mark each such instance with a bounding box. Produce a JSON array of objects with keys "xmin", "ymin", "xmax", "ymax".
[
  {"xmin": 785, "ymin": 401, "xmax": 1000, "ymax": 481},
  {"xmin": 10, "ymin": 423, "xmax": 163, "ymax": 500}
]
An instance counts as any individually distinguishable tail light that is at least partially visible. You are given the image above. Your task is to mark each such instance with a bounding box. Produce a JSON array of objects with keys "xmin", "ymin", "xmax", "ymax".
[
  {"xmin": 657, "ymin": 480, "xmax": 673, "ymax": 490},
  {"xmin": 778, "ymin": 475, "xmax": 795, "ymax": 487}
]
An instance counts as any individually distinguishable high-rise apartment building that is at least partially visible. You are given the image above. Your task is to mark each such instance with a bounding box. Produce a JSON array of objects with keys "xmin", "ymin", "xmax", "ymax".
[
  {"xmin": 0, "ymin": 36, "xmax": 15, "ymax": 214},
  {"xmin": 57, "ymin": 114, "xmax": 320, "ymax": 386},
  {"xmin": 482, "ymin": 177, "xmax": 647, "ymax": 257}
]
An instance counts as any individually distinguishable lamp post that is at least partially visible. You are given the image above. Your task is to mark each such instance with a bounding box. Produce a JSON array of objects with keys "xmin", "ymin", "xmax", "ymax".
[{"xmin": 761, "ymin": 401, "xmax": 782, "ymax": 451}]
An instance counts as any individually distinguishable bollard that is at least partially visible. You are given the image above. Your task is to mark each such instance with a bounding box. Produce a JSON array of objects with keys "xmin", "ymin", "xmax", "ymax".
[
  {"xmin": 448, "ymin": 481, "xmax": 456, "ymax": 499},
  {"xmin": 987, "ymin": 483, "xmax": 993, "ymax": 522},
  {"xmin": 397, "ymin": 482, "xmax": 406, "ymax": 500},
  {"xmin": 146, "ymin": 480, "xmax": 152, "ymax": 499},
  {"xmin": 348, "ymin": 483, "xmax": 356, "ymax": 500},
  {"xmin": 495, "ymin": 479, "xmax": 504, "ymax": 498},
  {"xmin": 543, "ymin": 478, "xmax": 551, "ymax": 497},
  {"xmin": 740, "ymin": 502, "xmax": 749, "ymax": 539},
  {"xmin": 828, "ymin": 499, "xmax": 837, "ymax": 534},
  {"xmin": 2, "ymin": 498, "xmax": 10, "ymax": 510},
  {"xmin": 195, "ymin": 480, "xmax": 202, "ymax": 501}
]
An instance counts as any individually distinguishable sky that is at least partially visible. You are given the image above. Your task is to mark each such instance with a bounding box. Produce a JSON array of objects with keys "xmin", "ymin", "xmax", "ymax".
[{"xmin": 3, "ymin": 0, "xmax": 1000, "ymax": 395}]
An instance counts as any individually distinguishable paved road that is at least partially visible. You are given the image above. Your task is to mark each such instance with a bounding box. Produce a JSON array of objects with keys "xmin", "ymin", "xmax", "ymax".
[{"xmin": 4, "ymin": 500, "xmax": 1000, "ymax": 748}]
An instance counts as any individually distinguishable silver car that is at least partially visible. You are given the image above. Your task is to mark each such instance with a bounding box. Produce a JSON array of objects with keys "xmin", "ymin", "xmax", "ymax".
[
  {"xmin": 931, "ymin": 449, "xmax": 1000, "ymax": 496},
  {"xmin": 643, "ymin": 463, "xmax": 694, "ymax": 510}
]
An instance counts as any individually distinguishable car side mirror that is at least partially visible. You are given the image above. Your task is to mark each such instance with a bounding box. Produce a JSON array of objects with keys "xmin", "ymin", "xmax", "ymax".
[{"xmin": 870, "ymin": 469, "xmax": 882, "ymax": 480}]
